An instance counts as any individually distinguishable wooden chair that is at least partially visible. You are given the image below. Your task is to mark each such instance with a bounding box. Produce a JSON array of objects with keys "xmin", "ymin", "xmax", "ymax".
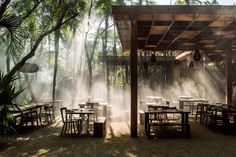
[
  {"xmin": 212, "ymin": 106, "xmax": 223, "ymax": 130},
  {"xmin": 195, "ymin": 103, "xmax": 208, "ymax": 124},
  {"xmin": 60, "ymin": 107, "xmax": 81, "ymax": 136},
  {"xmin": 20, "ymin": 106, "xmax": 40, "ymax": 130},
  {"xmin": 39, "ymin": 104, "xmax": 54, "ymax": 125},
  {"xmin": 204, "ymin": 105, "xmax": 216, "ymax": 128}
]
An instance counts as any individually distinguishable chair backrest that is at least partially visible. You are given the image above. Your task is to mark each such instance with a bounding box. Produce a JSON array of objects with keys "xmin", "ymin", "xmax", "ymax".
[
  {"xmin": 60, "ymin": 107, "xmax": 67, "ymax": 123},
  {"xmin": 44, "ymin": 103, "xmax": 51, "ymax": 111},
  {"xmin": 35, "ymin": 105, "xmax": 42, "ymax": 115}
]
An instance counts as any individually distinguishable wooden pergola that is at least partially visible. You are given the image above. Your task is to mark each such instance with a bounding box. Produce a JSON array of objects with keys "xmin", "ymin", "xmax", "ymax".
[{"xmin": 112, "ymin": 5, "xmax": 236, "ymax": 137}]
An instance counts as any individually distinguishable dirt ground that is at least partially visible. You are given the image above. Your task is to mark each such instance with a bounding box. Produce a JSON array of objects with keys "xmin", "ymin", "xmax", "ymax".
[{"xmin": 1, "ymin": 118, "xmax": 236, "ymax": 157}]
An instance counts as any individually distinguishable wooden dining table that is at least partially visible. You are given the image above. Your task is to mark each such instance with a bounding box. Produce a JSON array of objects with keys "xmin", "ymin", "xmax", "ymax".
[
  {"xmin": 9, "ymin": 103, "xmax": 43, "ymax": 114},
  {"xmin": 66, "ymin": 108, "xmax": 97, "ymax": 135},
  {"xmin": 144, "ymin": 109, "xmax": 190, "ymax": 138}
]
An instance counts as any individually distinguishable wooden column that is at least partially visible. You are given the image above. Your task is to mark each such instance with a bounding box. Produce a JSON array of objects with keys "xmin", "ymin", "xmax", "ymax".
[
  {"xmin": 225, "ymin": 40, "xmax": 232, "ymax": 106},
  {"xmin": 106, "ymin": 64, "xmax": 109, "ymax": 86},
  {"xmin": 130, "ymin": 16, "xmax": 138, "ymax": 137},
  {"xmin": 203, "ymin": 50, "xmax": 206, "ymax": 98}
]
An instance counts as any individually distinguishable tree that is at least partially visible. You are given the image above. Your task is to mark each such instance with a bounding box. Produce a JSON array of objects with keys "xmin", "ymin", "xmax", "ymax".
[{"xmin": 84, "ymin": 0, "xmax": 101, "ymax": 94}]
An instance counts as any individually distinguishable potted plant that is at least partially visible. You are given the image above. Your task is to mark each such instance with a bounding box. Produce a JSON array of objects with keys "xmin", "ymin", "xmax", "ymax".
[{"xmin": 0, "ymin": 72, "xmax": 24, "ymax": 144}]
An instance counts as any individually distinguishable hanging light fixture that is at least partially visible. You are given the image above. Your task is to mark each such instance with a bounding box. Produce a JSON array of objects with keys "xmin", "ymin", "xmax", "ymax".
[
  {"xmin": 189, "ymin": 61, "xmax": 194, "ymax": 68},
  {"xmin": 19, "ymin": 63, "xmax": 39, "ymax": 73},
  {"xmin": 193, "ymin": 49, "xmax": 201, "ymax": 61}
]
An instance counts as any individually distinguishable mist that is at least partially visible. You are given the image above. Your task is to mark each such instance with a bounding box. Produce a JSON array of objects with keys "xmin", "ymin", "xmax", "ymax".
[{"xmin": 4, "ymin": 7, "xmax": 226, "ymax": 124}]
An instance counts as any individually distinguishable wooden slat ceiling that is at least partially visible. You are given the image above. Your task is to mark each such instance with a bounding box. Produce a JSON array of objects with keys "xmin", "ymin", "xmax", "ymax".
[{"xmin": 112, "ymin": 5, "xmax": 236, "ymax": 60}]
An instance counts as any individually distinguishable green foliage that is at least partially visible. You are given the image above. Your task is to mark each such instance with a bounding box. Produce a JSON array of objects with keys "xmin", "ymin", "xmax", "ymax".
[
  {"xmin": 203, "ymin": 0, "xmax": 219, "ymax": 5},
  {"xmin": 0, "ymin": 0, "xmax": 88, "ymax": 61},
  {"xmin": 95, "ymin": 0, "xmax": 125, "ymax": 15},
  {"xmin": 0, "ymin": 105, "xmax": 17, "ymax": 137},
  {"xmin": 0, "ymin": 12, "xmax": 23, "ymax": 56},
  {"xmin": 0, "ymin": 73, "xmax": 24, "ymax": 105},
  {"xmin": 0, "ymin": 72, "xmax": 24, "ymax": 137}
]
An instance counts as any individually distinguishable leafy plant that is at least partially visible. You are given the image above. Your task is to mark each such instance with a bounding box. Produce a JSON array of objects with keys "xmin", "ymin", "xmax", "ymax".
[{"xmin": 0, "ymin": 72, "xmax": 24, "ymax": 137}]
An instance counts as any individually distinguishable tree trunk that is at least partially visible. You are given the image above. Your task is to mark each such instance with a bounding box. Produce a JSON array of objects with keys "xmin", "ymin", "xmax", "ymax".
[
  {"xmin": 48, "ymin": 34, "xmax": 51, "ymax": 69},
  {"xmin": 103, "ymin": 15, "xmax": 109, "ymax": 57},
  {"xmin": 101, "ymin": 14, "xmax": 109, "ymax": 82},
  {"xmin": 88, "ymin": 61, "xmax": 92, "ymax": 94},
  {"xmin": 52, "ymin": 29, "xmax": 60, "ymax": 103},
  {"xmin": 185, "ymin": 0, "xmax": 190, "ymax": 5},
  {"xmin": 112, "ymin": 25, "xmax": 117, "ymax": 86},
  {"xmin": 84, "ymin": 18, "xmax": 103, "ymax": 95}
]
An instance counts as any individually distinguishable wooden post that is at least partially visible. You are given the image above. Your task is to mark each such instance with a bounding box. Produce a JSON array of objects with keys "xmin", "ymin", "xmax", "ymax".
[
  {"xmin": 106, "ymin": 63, "xmax": 109, "ymax": 86},
  {"xmin": 203, "ymin": 50, "xmax": 206, "ymax": 98},
  {"xmin": 130, "ymin": 16, "xmax": 138, "ymax": 137},
  {"xmin": 225, "ymin": 40, "xmax": 232, "ymax": 106}
]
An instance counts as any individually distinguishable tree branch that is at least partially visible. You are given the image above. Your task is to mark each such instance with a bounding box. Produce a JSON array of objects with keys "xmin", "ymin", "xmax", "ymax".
[
  {"xmin": 61, "ymin": 12, "xmax": 80, "ymax": 26},
  {"xmin": 99, "ymin": 24, "xmax": 114, "ymax": 36},
  {"xmin": 22, "ymin": 0, "xmax": 42, "ymax": 20},
  {"xmin": 90, "ymin": 19, "xmax": 103, "ymax": 62}
]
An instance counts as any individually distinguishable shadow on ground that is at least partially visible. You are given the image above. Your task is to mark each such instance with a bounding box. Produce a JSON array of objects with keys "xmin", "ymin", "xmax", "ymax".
[{"xmin": 1, "ymin": 120, "xmax": 236, "ymax": 157}]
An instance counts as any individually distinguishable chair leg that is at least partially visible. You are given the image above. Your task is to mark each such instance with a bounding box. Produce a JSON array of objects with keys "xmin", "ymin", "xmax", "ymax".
[
  {"xmin": 61, "ymin": 123, "xmax": 65, "ymax": 136},
  {"xmin": 36, "ymin": 118, "xmax": 39, "ymax": 129},
  {"xmin": 48, "ymin": 114, "xmax": 52, "ymax": 124},
  {"xmin": 71, "ymin": 122, "xmax": 76, "ymax": 134},
  {"xmin": 78, "ymin": 121, "xmax": 82, "ymax": 135},
  {"xmin": 195, "ymin": 113, "xmax": 197, "ymax": 122},
  {"xmin": 39, "ymin": 116, "xmax": 42, "ymax": 125},
  {"xmin": 31, "ymin": 120, "xmax": 34, "ymax": 131},
  {"xmin": 65, "ymin": 123, "xmax": 68, "ymax": 134}
]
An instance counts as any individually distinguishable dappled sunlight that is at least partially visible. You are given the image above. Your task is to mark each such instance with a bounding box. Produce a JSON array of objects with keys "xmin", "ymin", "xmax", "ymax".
[
  {"xmin": 2, "ymin": 120, "xmax": 236, "ymax": 157},
  {"xmin": 16, "ymin": 137, "xmax": 31, "ymax": 141},
  {"xmin": 37, "ymin": 148, "xmax": 50, "ymax": 156}
]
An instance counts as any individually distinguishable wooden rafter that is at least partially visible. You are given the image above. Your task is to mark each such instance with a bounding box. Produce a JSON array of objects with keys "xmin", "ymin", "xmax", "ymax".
[
  {"xmin": 166, "ymin": 16, "xmax": 196, "ymax": 49},
  {"xmin": 155, "ymin": 16, "xmax": 175, "ymax": 50},
  {"xmin": 143, "ymin": 15, "xmax": 156, "ymax": 50},
  {"xmin": 112, "ymin": 5, "xmax": 236, "ymax": 59}
]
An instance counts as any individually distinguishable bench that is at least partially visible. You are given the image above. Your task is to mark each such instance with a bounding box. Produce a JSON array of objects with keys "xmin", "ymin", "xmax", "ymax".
[{"xmin": 93, "ymin": 117, "xmax": 106, "ymax": 137}]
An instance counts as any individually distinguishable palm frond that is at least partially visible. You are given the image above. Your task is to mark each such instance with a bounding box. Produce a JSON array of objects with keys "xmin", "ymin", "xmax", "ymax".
[
  {"xmin": 0, "ymin": 13, "xmax": 23, "ymax": 56},
  {"xmin": 0, "ymin": 71, "xmax": 24, "ymax": 105}
]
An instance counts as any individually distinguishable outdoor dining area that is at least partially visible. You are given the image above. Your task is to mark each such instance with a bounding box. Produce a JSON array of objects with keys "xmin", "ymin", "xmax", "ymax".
[
  {"xmin": 3, "ymin": 2, "xmax": 236, "ymax": 156},
  {"xmin": 195, "ymin": 102, "xmax": 236, "ymax": 134},
  {"xmin": 138, "ymin": 95, "xmax": 236, "ymax": 139}
]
